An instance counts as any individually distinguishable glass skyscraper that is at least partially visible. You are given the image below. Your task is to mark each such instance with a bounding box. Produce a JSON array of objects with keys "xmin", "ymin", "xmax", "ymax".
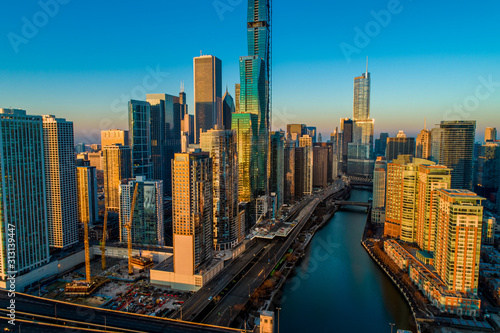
[
  {"xmin": 237, "ymin": 0, "xmax": 271, "ymax": 202},
  {"xmin": 353, "ymin": 72, "xmax": 371, "ymax": 120},
  {"xmin": 128, "ymin": 100, "xmax": 153, "ymax": 179}
]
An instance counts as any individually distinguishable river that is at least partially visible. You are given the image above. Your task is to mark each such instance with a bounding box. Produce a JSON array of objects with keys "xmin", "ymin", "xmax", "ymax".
[{"xmin": 278, "ymin": 189, "xmax": 414, "ymax": 333}]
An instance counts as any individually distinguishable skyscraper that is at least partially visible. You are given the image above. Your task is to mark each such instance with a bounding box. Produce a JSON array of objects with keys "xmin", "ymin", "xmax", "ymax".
[
  {"xmin": 299, "ymin": 135, "xmax": 313, "ymax": 196},
  {"xmin": 313, "ymin": 146, "xmax": 328, "ymax": 188},
  {"xmin": 353, "ymin": 71, "xmax": 370, "ymax": 120},
  {"xmin": 287, "ymin": 124, "xmax": 306, "ymax": 143},
  {"xmin": 439, "ymin": 120, "xmax": 476, "ymax": 190},
  {"xmin": 270, "ymin": 131, "xmax": 285, "ymax": 210},
  {"xmin": 76, "ymin": 166, "xmax": 98, "ymax": 227},
  {"xmin": 200, "ymin": 128, "xmax": 240, "ymax": 250},
  {"xmin": 430, "ymin": 126, "xmax": 442, "ymax": 163},
  {"xmin": 147, "ymin": 93, "xmax": 181, "ymax": 196},
  {"xmin": 0, "ymin": 109, "xmax": 49, "ymax": 280},
  {"xmin": 238, "ymin": 0, "xmax": 271, "ymax": 200},
  {"xmin": 386, "ymin": 131, "xmax": 415, "ymax": 161},
  {"xmin": 172, "ymin": 152, "xmax": 213, "ymax": 276},
  {"xmin": 485, "ymin": 127, "xmax": 497, "ymax": 142},
  {"xmin": 475, "ymin": 142, "xmax": 500, "ymax": 198},
  {"xmin": 103, "ymin": 144, "xmax": 132, "ymax": 211},
  {"xmin": 128, "ymin": 100, "xmax": 153, "ymax": 179},
  {"xmin": 119, "ymin": 177, "xmax": 164, "ymax": 246},
  {"xmin": 101, "ymin": 129, "xmax": 129, "ymax": 147},
  {"xmin": 434, "ymin": 189, "xmax": 483, "ymax": 294},
  {"xmin": 306, "ymin": 127, "xmax": 317, "ymax": 143},
  {"xmin": 340, "ymin": 118, "xmax": 354, "ymax": 173},
  {"xmin": 42, "ymin": 114, "xmax": 78, "ymax": 249},
  {"xmin": 416, "ymin": 164, "xmax": 451, "ymax": 252},
  {"xmin": 372, "ymin": 157, "xmax": 387, "ymax": 225},
  {"xmin": 416, "ymin": 129, "xmax": 431, "ymax": 159},
  {"xmin": 221, "ymin": 88, "xmax": 235, "ymax": 130},
  {"xmin": 283, "ymin": 139, "xmax": 296, "ymax": 205},
  {"xmin": 194, "ymin": 55, "xmax": 222, "ymax": 142},
  {"xmin": 374, "ymin": 132, "xmax": 389, "ymax": 156},
  {"xmin": 232, "ymin": 113, "xmax": 258, "ymax": 203}
]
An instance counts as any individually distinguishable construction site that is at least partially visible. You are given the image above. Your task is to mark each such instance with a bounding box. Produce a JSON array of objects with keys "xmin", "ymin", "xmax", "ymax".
[{"xmin": 28, "ymin": 183, "xmax": 191, "ymax": 317}]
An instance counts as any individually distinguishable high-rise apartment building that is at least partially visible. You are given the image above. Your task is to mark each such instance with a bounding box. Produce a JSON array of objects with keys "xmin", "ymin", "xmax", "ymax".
[
  {"xmin": 485, "ymin": 127, "xmax": 497, "ymax": 142},
  {"xmin": 416, "ymin": 165, "xmax": 451, "ymax": 252},
  {"xmin": 0, "ymin": 109, "xmax": 50, "ymax": 279},
  {"xmin": 119, "ymin": 177, "xmax": 164, "ymax": 246},
  {"xmin": 172, "ymin": 152, "xmax": 213, "ymax": 276},
  {"xmin": 103, "ymin": 144, "xmax": 132, "ymax": 211},
  {"xmin": 147, "ymin": 93, "xmax": 181, "ymax": 195},
  {"xmin": 372, "ymin": 157, "xmax": 387, "ymax": 225},
  {"xmin": 128, "ymin": 100, "xmax": 153, "ymax": 179},
  {"xmin": 283, "ymin": 139, "xmax": 296, "ymax": 204},
  {"xmin": 101, "ymin": 129, "xmax": 129, "ymax": 147},
  {"xmin": 42, "ymin": 115, "xmax": 78, "ymax": 249},
  {"xmin": 439, "ymin": 121, "xmax": 476, "ymax": 190},
  {"xmin": 76, "ymin": 166, "xmax": 98, "ymax": 226},
  {"xmin": 299, "ymin": 135, "xmax": 313, "ymax": 196},
  {"xmin": 434, "ymin": 189, "xmax": 483, "ymax": 294},
  {"xmin": 270, "ymin": 131, "xmax": 285, "ymax": 211},
  {"xmin": 313, "ymin": 146, "xmax": 328, "ymax": 188},
  {"xmin": 200, "ymin": 128, "xmax": 240, "ymax": 250},
  {"xmin": 416, "ymin": 129, "xmax": 431, "ymax": 159},
  {"xmin": 314, "ymin": 142, "xmax": 335, "ymax": 182},
  {"xmin": 194, "ymin": 55, "xmax": 222, "ymax": 142}
]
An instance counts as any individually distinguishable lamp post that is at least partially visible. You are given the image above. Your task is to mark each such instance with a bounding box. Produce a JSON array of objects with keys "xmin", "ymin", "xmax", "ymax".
[
  {"xmin": 276, "ymin": 307, "xmax": 281, "ymax": 333},
  {"xmin": 390, "ymin": 322, "xmax": 395, "ymax": 333}
]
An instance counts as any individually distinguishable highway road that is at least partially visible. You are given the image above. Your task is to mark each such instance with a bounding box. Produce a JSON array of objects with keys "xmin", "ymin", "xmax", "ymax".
[{"xmin": 0, "ymin": 292, "xmax": 246, "ymax": 333}]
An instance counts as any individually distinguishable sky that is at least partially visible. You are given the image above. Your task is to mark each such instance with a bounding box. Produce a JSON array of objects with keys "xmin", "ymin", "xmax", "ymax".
[{"xmin": 1, "ymin": 0, "xmax": 499, "ymax": 143}]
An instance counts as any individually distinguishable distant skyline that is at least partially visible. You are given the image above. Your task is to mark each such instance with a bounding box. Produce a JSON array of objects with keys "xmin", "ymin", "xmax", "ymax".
[{"xmin": 1, "ymin": 0, "xmax": 499, "ymax": 142}]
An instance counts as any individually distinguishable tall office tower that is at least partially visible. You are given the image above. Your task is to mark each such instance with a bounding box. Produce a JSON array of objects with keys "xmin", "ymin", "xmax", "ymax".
[
  {"xmin": 147, "ymin": 93, "xmax": 181, "ymax": 196},
  {"xmin": 374, "ymin": 133, "xmax": 389, "ymax": 156},
  {"xmin": 119, "ymin": 177, "xmax": 164, "ymax": 246},
  {"xmin": 353, "ymin": 71, "xmax": 370, "ymax": 120},
  {"xmin": 172, "ymin": 152, "xmax": 213, "ymax": 276},
  {"xmin": 128, "ymin": 100, "xmax": 153, "ymax": 179},
  {"xmin": 181, "ymin": 132, "xmax": 189, "ymax": 153},
  {"xmin": 232, "ymin": 113, "xmax": 258, "ymax": 203},
  {"xmin": 101, "ymin": 129, "xmax": 129, "ymax": 147},
  {"xmin": 439, "ymin": 121, "xmax": 476, "ymax": 191},
  {"xmin": 384, "ymin": 156, "xmax": 430, "ymax": 242},
  {"xmin": 270, "ymin": 131, "xmax": 285, "ymax": 211},
  {"xmin": 299, "ymin": 135, "xmax": 313, "ymax": 195},
  {"xmin": 103, "ymin": 144, "xmax": 132, "ymax": 211},
  {"xmin": 430, "ymin": 127, "xmax": 442, "ymax": 163},
  {"xmin": 90, "ymin": 144, "xmax": 101, "ymax": 152},
  {"xmin": 475, "ymin": 142, "xmax": 500, "ymax": 198},
  {"xmin": 313, "ymin": 146, "xmax": 328, "ymax": 187},
  {"xmin": 222, "ymin": 88, "xmax": 235, "ymax": 130},
  {"xmin": 76, "ymin": 166, "xmax": 98, "ymax": 227},
  {"xmin": 200, "ymin": 128, "xmax": 240, "ymax": 251},
  {"xmin": 314, "ymin": 142, "xmax": 334, "ymax": 182},
  {"xmin": 485, "ymin": 127, "xmax": 497, "ymax": 142},
  {"xmin": 386, "ymin": 131, "xmax": 416, "ymax": 161},
  {"xmin": 416, "ymin": 165, "xmax": 451, "ymax": 252},
  {"xmin": 238, "ymin": 0, "xmax": 271, "ymax": 200},
  {"xmin": 194, "ymin": 55, "xmax": 222, "ymax": 142},
  {"xmin": 330, "ymin": 127, "xmax": 343, "ymax": 177},
  {"xmin": 76, "ymin": 143, "xmax": 86, "ymax": 153},
  {"xmin": 88, "ymin": 151, "xmax": 102, "ymax": 170},
  {"xmin": 179, "ymin": 90, "xmax": 194, "ymax": 145},
  {"xmin": 349, "ymin": 119, "xmax": 375, "ymax": 176},
  {"xmin": 306, "ymin": 127, "xmax": 317, "ymax": 143},
  {"xmin": 0, "ymin": 109, "xmax": 49, "ymax": 280},
  {"xmin": 434, "ymin": 189, "xmax": 484, "ymax": 294},
  {"xmin": 416, "ymin": 129, "xmax": 431, "ymax": 159},
  {"xmin": 287, "ymin": 124, "xmax": 306, "ymax": 143},
  {"xmin": 235, "ymin": 84, "xmax": 240, "ymax": 113},
  {"xmin": 372, "ymin": 157, "xmax": 387, "ymax": 225},
  {"xmin": 340, "ymin": 118, "xmax": 354, "ymax": 173},
  {"xmin": 294, "ymin": 147, "xmax": 305, "ymax": 201},
  {"xmin": 283, "ymin": 139, "xmax": 296, "ymax": 204},
  {"xmin": 42, "ymin": 115, "xmax": 78, "ymax": 249}
]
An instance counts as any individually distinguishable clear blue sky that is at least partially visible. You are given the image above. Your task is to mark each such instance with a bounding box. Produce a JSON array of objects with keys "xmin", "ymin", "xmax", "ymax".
[{"xmin": 1, "ymin": 0, "xmax": 499, "ymax": 143}]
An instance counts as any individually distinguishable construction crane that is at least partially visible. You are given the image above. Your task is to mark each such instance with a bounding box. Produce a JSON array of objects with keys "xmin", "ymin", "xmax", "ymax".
[
  {"xmin": 126, "ymin": 183, "xmax": 139, "ymax": 275},
  {"xmin": 84, "ymin": 218, "xmax": 91, "ymax": 284},
  {"xmin": 100, "ymin": 210, "xmax": 108, "ymax": 271}
]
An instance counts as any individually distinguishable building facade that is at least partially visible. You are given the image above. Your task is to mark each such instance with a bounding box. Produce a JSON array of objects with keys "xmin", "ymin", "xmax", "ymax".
[
  {"xmin": 128, "ymin": 100, "xmax": 153, "ymax": 179},
  {"xmin": 42, "ymin": 115, "xmax": 78, "ymax": 249},
  {"xmin": 76, "ymin": 166, "xmax": 98, "ymax": 226},
  {"xmin": 103, "ymin": 144, "xmax": 132, "ymax": 211}
]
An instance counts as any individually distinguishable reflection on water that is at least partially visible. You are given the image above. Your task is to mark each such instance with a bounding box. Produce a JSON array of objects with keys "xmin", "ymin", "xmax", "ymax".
[{"xmin": 279, "ymin": 190, "xmax": 414, "ymax": 333}]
